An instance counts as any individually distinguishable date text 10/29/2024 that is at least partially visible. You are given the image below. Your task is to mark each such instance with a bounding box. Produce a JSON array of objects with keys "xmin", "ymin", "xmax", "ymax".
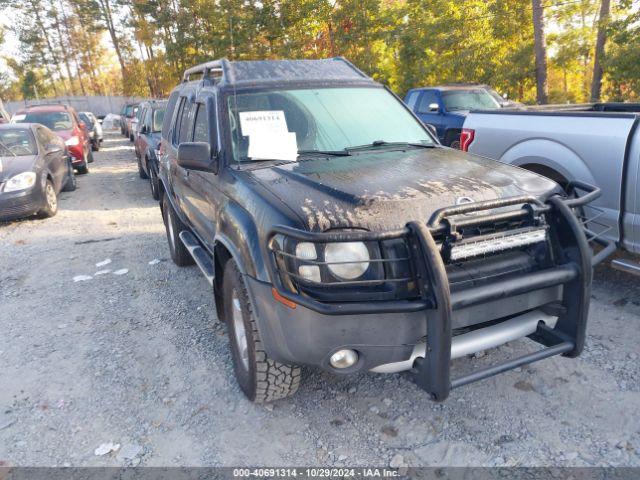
[{"xmin": 233, "ymin": 468, "xmax": 401, "ymax": 478}]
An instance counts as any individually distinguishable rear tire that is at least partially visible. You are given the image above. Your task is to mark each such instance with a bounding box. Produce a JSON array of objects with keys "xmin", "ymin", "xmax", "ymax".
[
  {"xmin": 76, "ymin": 163, "xmax": 89, "ymax": 175},
  {"xmin": 162, "ymin": 195, "xmax": 194, "ymax": 267},
  {"xmin": 87, "ymin": 149, "xmax": 95, "ymax": 163},
  {"xmin": 38, "ymin": 180, "xmax": 58, "ymax": 218},
  {"xmin": 92, "ymin": 140, "xmax": 99, "ymax": 152},
  {"xmin": 223, "ymin": 260, "xmax": 301, "ymax": 403}
]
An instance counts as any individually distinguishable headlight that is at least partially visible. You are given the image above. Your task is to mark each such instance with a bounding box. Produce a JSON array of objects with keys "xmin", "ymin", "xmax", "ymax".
[
  {"xmin": 4, "ymin": 172, "xmax": 36, "ymax": 192},
  {"xmin": 324, "ymin": 242, "xmax": 370, "ymax": 279},
  {"xmin": 65, "ymin": 136, "xmax": 80, "ymax": 146}
]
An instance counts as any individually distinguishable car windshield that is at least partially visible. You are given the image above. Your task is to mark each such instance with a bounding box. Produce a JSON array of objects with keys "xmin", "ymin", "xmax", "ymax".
[
  {"xmin": 0, "ymin": 129, "xmax": 37, "ymax": 156},
  {"xmin": 79, "ymin": 113, "xmax": 93, "ymax": 127},
  {"xmin": 153, "ymin": 109, "xmax": 165, "ymax": 132},
  {"xmin": 125, "ymin": 105, "xmax": 136, "ymax": 116},
  {"xmin": 17, "ymin": 111, "xmax": 73, "ymax": 131},
  {"xmin": 228, "ymin": 87, "xmax": 433, "ymax": 162},
  {"xmin": 442, "ymin": 89, "xmax": 501, "ymax": 111}
]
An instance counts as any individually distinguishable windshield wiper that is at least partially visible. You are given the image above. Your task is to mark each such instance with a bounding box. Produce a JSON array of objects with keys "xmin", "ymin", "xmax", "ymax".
[
  {"xmin": 237, "ymin": 157, "xmax": 298, "ymax": 165},
  {"xmin": 345, "ymin": 140, "xmax": 436, "ymax": 151},
  {"xmin": 297, "ymin": 149, "xmax": 351, "ymax": 157}
]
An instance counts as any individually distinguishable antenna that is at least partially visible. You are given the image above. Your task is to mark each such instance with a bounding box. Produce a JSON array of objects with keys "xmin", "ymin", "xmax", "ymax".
[{"xmin": 229, "ymin": 10, "xmax": 241, "ymax": 169}]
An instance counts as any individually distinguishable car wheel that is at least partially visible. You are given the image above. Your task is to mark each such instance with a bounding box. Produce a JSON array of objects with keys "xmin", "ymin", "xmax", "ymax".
[
  {"xmin": 129, "ymin": 133, "xmax": 134, "ymax": 142},
  {"xmin": 138, "ymin": 156, "xmax": 149, "ymax": 179},
  {"xmin": 222, "ymin": 259, "xmax": 301, "ymax": 403},
  {"xmin": 62, "ymin": 161, "xmax": 77, "ymax": 192},
  {"xmin": 162, "ymin": 195, "xmax": 194, "ymax": 267},
  {"xmin": 92, "ymin": 140, "xmax": 99, "ymax": 152},
  {"xmin": 38, "ymin": 179, "xmax": 58, "ymax": 218},
  {"xmin": 149, "ymin": 165, "xmax": 159, "ymax": 200},
  {"xmin": 87, "ymin": 149, "xmax": 95, "ymax": 163}
]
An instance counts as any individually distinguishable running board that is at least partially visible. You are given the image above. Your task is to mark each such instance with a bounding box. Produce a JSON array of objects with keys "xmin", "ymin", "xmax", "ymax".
[
  {"xmin": 179, "ymin": 230, "xmax": 215, "ymax": 286},
  {"xmin": 612, "ymin": 259, "xmax": 640, "ymax": 277}
]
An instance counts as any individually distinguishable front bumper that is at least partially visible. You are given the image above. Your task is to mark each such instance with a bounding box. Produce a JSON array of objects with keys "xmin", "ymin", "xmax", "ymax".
[
  {"xmin": 0, "ymin": 185, "xmax": 45, "ymax": 220},
  {"xmin": 260, "ymin": 181, "xmax": 615, "ymax": 400}
]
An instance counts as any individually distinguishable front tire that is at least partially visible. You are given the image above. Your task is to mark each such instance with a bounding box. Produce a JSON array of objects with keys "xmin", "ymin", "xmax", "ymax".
[
  {"xmin": 62, "ymin": 161, "xmax": 77, "ymax": 191},
  {"xmin": 38, "ymin": 180, "xmax": 58, "ymax": 218},
  {"xmin": 138, "ymin": 156, "xmax": 149, "ymax": 179},
  {"xmin": 149, "ymin": 164, "xmax": 160, "ymax": 200},
  {"xmin": 162, "ymin": 195, "xmax": 194, "ymax": 266},
  {"xmin": 222, "ymin": 260, "xmax": 301, "ymax": 403}
]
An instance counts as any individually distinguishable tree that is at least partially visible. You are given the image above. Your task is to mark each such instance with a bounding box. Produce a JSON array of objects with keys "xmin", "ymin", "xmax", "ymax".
[
  {"xmin": 590, "ymin": 0, "xmax": 610, "ymax": 101},
  {"xmin": 531, "ymin": 0, "xmax": 548, "ymax": 104}
]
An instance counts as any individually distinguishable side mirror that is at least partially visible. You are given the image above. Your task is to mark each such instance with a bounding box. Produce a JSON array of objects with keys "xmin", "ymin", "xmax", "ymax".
[
  {"xmin": 428, "ymin": 103, "xmax": 440, "ymax": 113},
  {"xmin": 177, "ymin": 142, "xmax": 217, "ymax": 173},
  {"xmin": 424, "ymin": 123, "xmax": 438, "ymax": 138},
  {"xmin": 140, "ymin": 125, "xmax": 148, "ymax": 134}
]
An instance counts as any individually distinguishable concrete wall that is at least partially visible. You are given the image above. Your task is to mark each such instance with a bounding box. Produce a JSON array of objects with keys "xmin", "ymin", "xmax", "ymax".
[{"xmin": 5, "ymin": 96, "xmax": 147, "ymax": 117}]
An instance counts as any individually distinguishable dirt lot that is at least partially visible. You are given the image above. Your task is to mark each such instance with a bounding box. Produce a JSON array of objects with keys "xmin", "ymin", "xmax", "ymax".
[{"xmin": 1, "ymin": 132, "xmax": 639, "ymax": 467}]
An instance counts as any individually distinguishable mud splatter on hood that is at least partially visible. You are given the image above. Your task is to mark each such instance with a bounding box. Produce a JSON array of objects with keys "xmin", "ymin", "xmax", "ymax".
[{"xmin": 242, "ymin": 147, "xmax": 562, "ymax": 231}]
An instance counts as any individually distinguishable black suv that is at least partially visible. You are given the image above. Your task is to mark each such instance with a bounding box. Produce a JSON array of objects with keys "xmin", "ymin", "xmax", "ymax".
[{"xmin": 158, "ymin": 58, "xmax": 610, "ymax": 403}]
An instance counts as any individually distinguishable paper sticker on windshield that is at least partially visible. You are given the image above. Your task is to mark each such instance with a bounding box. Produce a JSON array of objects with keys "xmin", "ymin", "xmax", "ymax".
[
  {"xmin": 12, "ymin": 114, "xmax": 26, "ymax": 122},
  {"xmin": 248, "ymin": 132, "xmax": 297, "ymax": 161},
  {"xmin": 239, "ymin": 111, "xmax": 288, "ymax": 137}
]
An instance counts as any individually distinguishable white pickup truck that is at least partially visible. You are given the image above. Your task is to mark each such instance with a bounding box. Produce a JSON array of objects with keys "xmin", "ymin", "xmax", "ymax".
[{"xmin": 462, "ymin": 104, "xmax": 640, "ymax": 274}]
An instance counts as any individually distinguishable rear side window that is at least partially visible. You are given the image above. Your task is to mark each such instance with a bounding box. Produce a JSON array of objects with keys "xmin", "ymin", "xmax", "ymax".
[
  {"xmin": 178, "ymin": 102, "xmax": 195, "ymax": 144},
  {"xmin": 162, "ymin": 90, "xmax": 180, "ymax": 139},
  {"xmin": 172, "ymin": 98, "xmax": 186, "ymax": 146},
  {"xmin": 416, "ymin": 91, "xmax": 439, "ymax": 113},
  {"xmin": 193, "ymin": 104, "xmax": 209, "ymax": 143}
]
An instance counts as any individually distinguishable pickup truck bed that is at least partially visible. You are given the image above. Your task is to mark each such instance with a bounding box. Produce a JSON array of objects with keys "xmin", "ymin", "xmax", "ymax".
[{"xmin": 463, "ymin": 109, "xmax": 640, "ymax": 255}]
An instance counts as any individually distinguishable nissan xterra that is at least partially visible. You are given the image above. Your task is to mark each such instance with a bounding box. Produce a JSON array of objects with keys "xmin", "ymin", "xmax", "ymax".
[{"xmin": 157, "ymin": 58, "xmax": 609, "ymax": 403}]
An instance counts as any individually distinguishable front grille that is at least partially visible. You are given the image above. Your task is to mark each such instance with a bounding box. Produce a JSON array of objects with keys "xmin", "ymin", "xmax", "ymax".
[{"xmin": 269, "ymin": 196, "xmax": 560, "ymax": 305}]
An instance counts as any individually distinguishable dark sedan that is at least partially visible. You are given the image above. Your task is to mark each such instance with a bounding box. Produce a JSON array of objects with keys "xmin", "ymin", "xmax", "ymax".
[{"xmin": 0, "ymin": 123, "xmax": 76, "ymax": 221}]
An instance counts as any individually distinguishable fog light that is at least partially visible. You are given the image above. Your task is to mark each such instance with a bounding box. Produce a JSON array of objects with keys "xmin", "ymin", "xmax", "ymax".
[{"xmin": 330, "ymin": 349, "xmax": 358, "ymax": 369}]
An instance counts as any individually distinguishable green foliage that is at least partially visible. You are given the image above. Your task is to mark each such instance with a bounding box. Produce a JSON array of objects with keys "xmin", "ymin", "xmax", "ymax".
[{"xmin": 2, "ymin": 0, "xmax": 640, "ymax": 102}]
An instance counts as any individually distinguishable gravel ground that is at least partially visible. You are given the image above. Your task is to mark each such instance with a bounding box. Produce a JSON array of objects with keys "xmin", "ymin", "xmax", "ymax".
[{"xmin": 1, "ymin": 132, "xmax": 639, "ymax": 467}]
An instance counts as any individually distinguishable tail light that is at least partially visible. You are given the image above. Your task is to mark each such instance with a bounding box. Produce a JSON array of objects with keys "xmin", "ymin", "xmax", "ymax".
[{"xmin": 460, "ymin": 128, "xmax": 475, "ymax": 152}]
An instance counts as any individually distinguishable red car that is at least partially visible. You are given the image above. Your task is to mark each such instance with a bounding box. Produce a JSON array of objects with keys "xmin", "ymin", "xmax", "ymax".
[{"xmin": 12, "ymin": 104, "xmax": 93, "ymax": 174}]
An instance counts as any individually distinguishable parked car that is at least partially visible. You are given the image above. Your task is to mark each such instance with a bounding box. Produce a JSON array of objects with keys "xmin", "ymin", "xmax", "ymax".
[
  {"xmin": 157, "ymin": 58, "xmax": 606, "ymax": 403},
  {"xmin": 120, "ymin": 102, "xmax": 139, "ymax": 138},
  {"xmin": 12, "ymin": 104, "xmax": 93, "ymax": 174},
  {"xmin": 129, "ymin": 104, "xmax": 145, "ymax": 143},
  {"xmin": 79, "ymin": 111, "xmax": 103, "ymax": 151},
  {"xmin": 134, "ymin": 100, "xmax": 167, "ymax": 199},
  {"xmin": 0, "ymin": 123, "xmax": 76, "ymax": 221},
  {"xmin": 462, "ymin": 103, "xmax": 640, "ymax": 274},
  {"xmin": 404, "ymin": 85, "xmax": 504, "ymax": 148}
]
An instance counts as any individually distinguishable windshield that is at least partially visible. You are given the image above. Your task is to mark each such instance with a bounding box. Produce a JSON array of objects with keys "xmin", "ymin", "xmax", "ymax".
[
  {"xmin": 0, "ymin": 129, "xmax": 37, "ymax": 156},
  {"xmin": 442, "ymin": 89, "xmax": 501, "ymax": 111},
  {"xmin": 153, "ymin": 108, "xmax": 165, "ymax": 132},
  {"xmin": 125, "ymin": 105, "xmax": 137, "ymax": 117},
  {"xmin": 16, "ymin": 111, "xmax": 73, "ymax": 131},
  {"xmin": 228, "ymin": 87, "xmax": 433, "ymax": 162},
  {"xmin": 79, "ymin": 113, "xmax": 93, "ymax": 127}
]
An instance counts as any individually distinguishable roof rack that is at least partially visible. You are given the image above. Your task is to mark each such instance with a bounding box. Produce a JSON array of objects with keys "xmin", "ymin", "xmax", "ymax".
[
  {"xmin": 181, "ymin": 57, "xmax": 370, "ymax": 87},
  {"xmin": 182, "ymin": 59, "xmax": 228, "ymax": 84}
]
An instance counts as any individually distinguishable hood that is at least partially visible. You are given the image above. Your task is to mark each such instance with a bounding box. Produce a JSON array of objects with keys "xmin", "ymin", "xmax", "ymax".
[
  {"xmin": 446, "ymin": 110, "xmax": 469, "ymax": 117},
  {"xmin": 0, "ymin": 155, "xmax": 38, "ymax": 183},
  {"xmin": 243, "ymin": 147, "xmax": 561, "ymax": 232}
]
